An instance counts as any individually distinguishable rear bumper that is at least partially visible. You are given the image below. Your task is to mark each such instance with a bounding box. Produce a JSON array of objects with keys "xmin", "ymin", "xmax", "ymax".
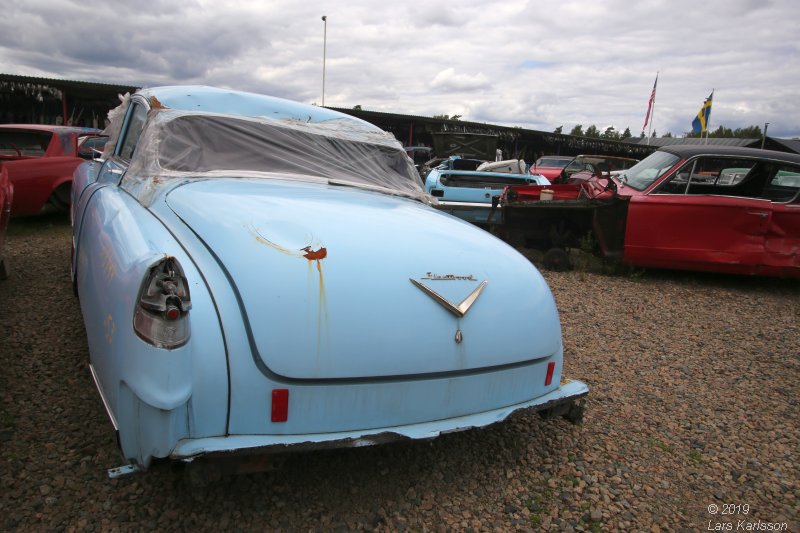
[{"xmin": 170, "ymin": 378, "xmax": 588, "ymax": 461}]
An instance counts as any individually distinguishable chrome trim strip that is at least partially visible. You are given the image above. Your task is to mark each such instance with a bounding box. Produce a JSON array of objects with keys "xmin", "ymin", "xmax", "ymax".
[
  {"xmin": 89, "ymin": 364, "xmax": 119, "ymax": 431},
  {"xmin": 410, "ymin": 279, "xmax": 487, "ymax": 318},
  {"xmin": 436, "ymin": 201, "xmax": 494, "ymax": 208}
]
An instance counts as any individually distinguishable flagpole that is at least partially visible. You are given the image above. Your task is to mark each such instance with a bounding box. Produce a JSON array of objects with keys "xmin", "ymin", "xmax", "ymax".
[
  {"xmin": 704, "ymin": 88, "xmax": 714, "ymax": 144},
  {"xmin": 644, "ymin": 72, "xmax": 658, "ymax": 145},
  {"xmin": 649, "ymin": 73, "xmax": 658, "ymax": 141},
  {"xmin": 648, "ymin": 97, "xmax": 656, "ymax": 143}
]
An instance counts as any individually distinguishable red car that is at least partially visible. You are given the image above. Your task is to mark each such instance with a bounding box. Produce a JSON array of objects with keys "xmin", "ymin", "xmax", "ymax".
[
  {"xmin": 502, "ymin": 145, "xmax": 800, "ymax": 278},
  {"xmin": 0, "ymin": 165, "xmax": 12, "ymax": 278},
  {"xmin": 529, "ymin": 155, "xmax": 573, "ymax": 181},
  {"xmin": 560, "ymin": 154, "xmax": 639, "ymax": 185},
  {"xmin": 0, "ymin": 125, "xmax": 102, "ymax": 215}
]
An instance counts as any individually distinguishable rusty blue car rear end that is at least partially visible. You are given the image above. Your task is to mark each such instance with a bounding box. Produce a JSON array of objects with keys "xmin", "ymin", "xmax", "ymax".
[{"xmin": 71, "ymin": 86, "xmax": 588, "ymax": 475}]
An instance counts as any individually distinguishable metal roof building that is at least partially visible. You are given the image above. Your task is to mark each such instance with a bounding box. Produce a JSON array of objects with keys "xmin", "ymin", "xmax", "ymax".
[
  {"xmin": 622, "ymin": 135, "xmax": 800, "ymax": 154},
  {"xmin": 2, "ymin": 73, "xmax": 797, "ymax": 158},
  {"xmin": 0, "ymin": 73, "xmax": 138, "ymax": 128}
]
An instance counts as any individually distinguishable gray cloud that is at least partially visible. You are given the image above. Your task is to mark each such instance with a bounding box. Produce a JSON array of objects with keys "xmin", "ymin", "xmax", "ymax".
[{"xmin": 1, "ymin": 0, "xmax": 798, "ymax": 137}]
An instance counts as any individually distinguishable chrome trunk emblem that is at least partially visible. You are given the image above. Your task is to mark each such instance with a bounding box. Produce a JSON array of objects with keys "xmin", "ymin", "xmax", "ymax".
[{"xmin": 410, "ymin": 276, "xmax": 488, "ymax": 318}]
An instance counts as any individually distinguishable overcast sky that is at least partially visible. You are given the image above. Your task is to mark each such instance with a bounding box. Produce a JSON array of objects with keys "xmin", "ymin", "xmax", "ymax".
[{"xmin": 2, "ymin": 0, "xmax": 798, "ymax": 138}]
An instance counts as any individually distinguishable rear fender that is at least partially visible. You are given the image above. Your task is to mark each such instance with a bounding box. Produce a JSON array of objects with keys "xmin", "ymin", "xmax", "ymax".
[{"xmin": 75, "ymin": 186, "xmax": 229, "ymax": 465}]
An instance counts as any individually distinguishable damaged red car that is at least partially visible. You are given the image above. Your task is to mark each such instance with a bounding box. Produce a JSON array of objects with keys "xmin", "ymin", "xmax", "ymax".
[
  {"xmin": 0, "ymin": 124, "xmax": 102, "ymax": 215},
  {"xmin": 501, "ymin": 145, "xmax": 800, "ymax": 278}
]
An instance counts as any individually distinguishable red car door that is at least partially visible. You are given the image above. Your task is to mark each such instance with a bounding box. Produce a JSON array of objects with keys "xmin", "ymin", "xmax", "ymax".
[
  {"xmin": 761, "ymin": 170, "xmax": 800, "ymax": 276},
  {"xmin": 623, "ymin": 193, "xmax": 772, "ymax": 275},
  {"xmin": 765, "ymin": 203, "xmax": 800, "ymax": 276}
]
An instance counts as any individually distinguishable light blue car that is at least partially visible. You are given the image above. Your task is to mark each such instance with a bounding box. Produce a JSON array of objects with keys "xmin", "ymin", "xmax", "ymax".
[
  {"xmin": 425, "ymin": 156, "xmax": 550, "ymax": 225},
  {"xmin": 71, "ymin": 86, "xmax": 587, "ymax": 476}
]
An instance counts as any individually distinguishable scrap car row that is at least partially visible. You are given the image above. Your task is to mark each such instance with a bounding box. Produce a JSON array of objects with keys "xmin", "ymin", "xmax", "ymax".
[
  {"xmin": 423, "ymin": 146, "xmax": 800, "ymax": 278},
  {"xmin": 1, "ymin": 85, "xmax": 798, "ymax": 479}
]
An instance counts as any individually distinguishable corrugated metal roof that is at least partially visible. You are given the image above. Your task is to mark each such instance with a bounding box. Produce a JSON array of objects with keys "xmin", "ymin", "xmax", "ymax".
[
  {"xmin": 622, "ymin": 137, "xmax": 757, "ymax": 147},
  {"xmin": 769, "ymin": 137, "xmax": 800, "ymax": 154},
  {"xmin": 0, "ymin": 73, "xmax": 139, "ymax": 95}
]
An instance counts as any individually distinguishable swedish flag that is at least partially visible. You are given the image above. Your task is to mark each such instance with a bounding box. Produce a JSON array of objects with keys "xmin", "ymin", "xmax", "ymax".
[{"xmin": 692, "ymin": 91, "xmax": 714, "ymax": 134}]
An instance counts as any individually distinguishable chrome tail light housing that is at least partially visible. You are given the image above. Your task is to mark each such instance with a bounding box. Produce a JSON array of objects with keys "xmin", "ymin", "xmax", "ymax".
[{"xmin": 133, "ymin": 257, "xmax": 191, "ymax": 349}]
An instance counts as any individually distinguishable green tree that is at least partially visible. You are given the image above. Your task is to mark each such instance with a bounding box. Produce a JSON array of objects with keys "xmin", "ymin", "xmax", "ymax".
[
  {"xmin": 734, "ymin": 125, "xmax": 762, "ymax": 138},
  {"xmin": 602, "ymin": 126, "xmax": 619, "ymax": 140},
  {"xmin": 585, "ymin": 125, "xmax": 600, "ymax": 138},
  {"xmin": 662, "ymin": 131, "xmax": 673, "ymax": 138},
  {"xmin": 686, "ymin": 124, "xmax": 762, "ymax": 139},
  {"xmin": 622, "ymin": 127, "xmax": 632, "ymax": 139},
  {"xmin": 433, "ymin": 114, "xmax": 462, "ymax": 121},
  {"xmin": 554, "ymin": 125, "xmax": 563, "ymax": 134},
  {"xmin": 569, "ymin": 124, "xmax": 584, "ymax": 136},
  {"xmin": 352, "ymin": 105, "xmax": 362, "ymax": 110}
]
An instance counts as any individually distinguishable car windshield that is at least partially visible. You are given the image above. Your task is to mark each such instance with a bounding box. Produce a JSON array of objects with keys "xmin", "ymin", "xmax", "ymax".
[
  {"xmin": 125, "ymin": 112, "xmax": 428, "ymax": 203},
  {"xmin": 536, "ymin": 157, "xmax": 571, "ymax": 167},
  {"xmin": 620, "ymin": 151, "xmax": 681, "ymax": 191},
  {"xmin": 0, "ymin": 130, "xmax": 50, "ymax": 157}
]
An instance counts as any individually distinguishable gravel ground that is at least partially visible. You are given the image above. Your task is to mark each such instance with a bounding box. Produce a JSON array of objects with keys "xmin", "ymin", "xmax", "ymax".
[{"xmin": 1, "ymin": 213, "xmax": 798, "ymax": 532}]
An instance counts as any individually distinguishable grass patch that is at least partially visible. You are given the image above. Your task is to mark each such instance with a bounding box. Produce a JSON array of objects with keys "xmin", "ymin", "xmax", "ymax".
[
  {"xmin": 647, "ymin": 437, "xmax": 674, "ymax": 454},
  {"xmin": 585, "ymin": 519, "xmax": 603, "ymax": 532},
  {"xmin": 525, "ymin": 481, "xmax": 555, "ymax": 527}
]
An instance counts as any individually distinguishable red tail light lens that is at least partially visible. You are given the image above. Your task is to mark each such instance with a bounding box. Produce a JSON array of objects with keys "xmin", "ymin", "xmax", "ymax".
[
  {"xmin": 545, "ymin": 361, "xmax": 555, "ymax": 386},
  {"xmin": 133, "ymin": 257, "xmax": 191, "ymax": 349},
  {"xmin": 271, "ymin": 389, "xmax": 289, "ymax": 422}
]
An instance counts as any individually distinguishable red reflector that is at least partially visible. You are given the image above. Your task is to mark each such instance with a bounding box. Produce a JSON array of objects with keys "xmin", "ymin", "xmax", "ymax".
[
  {"xmin": 271, "ymin": 389, "xmax": 289, "ymax": 422},
  {"xmin": 544, "ymin": 362, "xmax": 555, "ymax": 386}
]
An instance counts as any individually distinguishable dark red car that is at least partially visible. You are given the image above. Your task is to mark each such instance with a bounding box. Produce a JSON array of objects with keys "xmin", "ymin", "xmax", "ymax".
[
  {"xmin": 529, "ymin": 155, "xmax": 573, "ymax": 181},
  {"xmin": 502, "ymin": 145, "xmax": 800, "ymax": 278},
  {"xmin": 0, "ymin": 125, "xmax": 102, "ymax": 215},
  {"xmin": 560, "ymin": 154, "xmax": 639, "ymax": 184},
  {"xmin": 0, "ymin": 165, "xmax": 12, "ymax": 279}
]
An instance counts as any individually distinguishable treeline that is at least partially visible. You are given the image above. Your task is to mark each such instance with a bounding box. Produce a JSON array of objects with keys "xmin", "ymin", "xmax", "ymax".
[
  {"xmin": 554, "ymin": 124, "xmax": 766, "ymax": 140},
  {"xmin": 684, "ymin": 125, "xmax": 764, "ymax": 139},
  {"xmin": 554, "ymin": 125, "xmax": 632, "ymax": 140}
]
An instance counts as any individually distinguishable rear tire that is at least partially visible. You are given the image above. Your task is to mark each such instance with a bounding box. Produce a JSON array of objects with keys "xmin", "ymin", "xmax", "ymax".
[
  {"xmin": 48, "ymin": 183, "xmax": 72, "ymax": 213},
  {"xmin": 542, "ymin": 247, "xmax": 572, "ymax": 272}
]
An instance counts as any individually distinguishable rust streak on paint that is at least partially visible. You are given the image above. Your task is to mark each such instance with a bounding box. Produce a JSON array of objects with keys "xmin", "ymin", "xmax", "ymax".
[
  {"xmin": 149, "ymin": 96, "xmax": 167, "ymax": 109},
  {"xmin": 317, "ymin": 259, "xmax": 328, "ymax": 343},
  {"xmin": 150, "ymin": 96, "xmax": 167, "ymax": 109},
  {"xmin": 302, "ymin": 246, "xmax": 327, "ymax": 261},
  {"xmin": 248, "ymin": 225, "xmax": 301, "ymax": 257},
  {"xmin": 247, "ymin": 225, "xmax": 328, "ymax": 265}
]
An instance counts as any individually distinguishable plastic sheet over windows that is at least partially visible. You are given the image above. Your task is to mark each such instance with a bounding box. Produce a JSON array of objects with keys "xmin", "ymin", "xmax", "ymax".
[
  {"xmin": 123, "ymin": 110, "xmax": 432, "ymax": 205},
  {"xmin": 101, "ymin": 93, "xmax": 130, "ymax": 158}
]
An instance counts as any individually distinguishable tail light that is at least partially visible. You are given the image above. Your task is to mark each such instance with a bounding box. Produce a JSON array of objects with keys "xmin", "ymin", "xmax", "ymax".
[
  {"xmin": 544, "ymin": 361, "xmax": 555, "ymax": 386},
  {"xmin": 133, "ymin": 257, "xmax": 191, "ymax": 349}
]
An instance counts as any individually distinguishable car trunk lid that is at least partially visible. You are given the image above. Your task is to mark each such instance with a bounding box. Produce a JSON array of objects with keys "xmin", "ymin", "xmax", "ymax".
[{"xmin": 165, "ymin": 178, "xmax": 561, "ymax": 381}]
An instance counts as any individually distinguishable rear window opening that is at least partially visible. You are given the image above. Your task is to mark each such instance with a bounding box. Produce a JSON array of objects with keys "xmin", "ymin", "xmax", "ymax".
[
  {"xmin": 0, "ymin": 130, "xmax": 51, "ymax": 158},
  {"xmin": 440, "ymin": 173, "xmax": 537, "ymax": 189}
]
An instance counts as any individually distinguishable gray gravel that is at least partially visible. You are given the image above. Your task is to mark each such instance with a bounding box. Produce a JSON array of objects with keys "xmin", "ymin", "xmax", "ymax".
[{"xmin": 1, "ymin": 214, "xmax": 798, "ymax": 532}]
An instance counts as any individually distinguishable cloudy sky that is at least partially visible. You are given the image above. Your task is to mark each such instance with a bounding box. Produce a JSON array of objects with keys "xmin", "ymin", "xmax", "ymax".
[{"xmin": 2, "ymin": 0, "xmax": 798, "ymax": 138}]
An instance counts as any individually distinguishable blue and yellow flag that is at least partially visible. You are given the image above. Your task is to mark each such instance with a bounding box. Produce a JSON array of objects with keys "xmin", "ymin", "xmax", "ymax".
[{"xmin": 692, "ymin": 91, "xmax": 713, "ymax": 134}]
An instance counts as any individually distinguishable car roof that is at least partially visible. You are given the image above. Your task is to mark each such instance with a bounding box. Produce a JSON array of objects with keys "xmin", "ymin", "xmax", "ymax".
[
  {"xmin": 659, "ymin": 144, "xmax": 800, "ymax": 164},
  {"xmin": 137, "ymin": 85, "xmax": 376, "ymax": 129},
  {"xmin": 0, "ymin": 124, "xmax": 100, "ymax": 135},
  {"xmin": 575, "ymin": 154, "xmax": 638, "ymax": 161}
]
